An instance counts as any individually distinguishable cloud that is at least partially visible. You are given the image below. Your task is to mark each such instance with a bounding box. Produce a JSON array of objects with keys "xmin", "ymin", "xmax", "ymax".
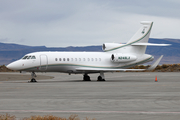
[{"xmin": 0, "ymin": 0, "xmax": 180, "ymax": 47}]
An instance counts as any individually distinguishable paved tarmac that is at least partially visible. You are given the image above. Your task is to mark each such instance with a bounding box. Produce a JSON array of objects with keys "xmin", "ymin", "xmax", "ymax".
[{"xmin": 0, "ymin": 72, "xmax": 180, "ymax": 120}]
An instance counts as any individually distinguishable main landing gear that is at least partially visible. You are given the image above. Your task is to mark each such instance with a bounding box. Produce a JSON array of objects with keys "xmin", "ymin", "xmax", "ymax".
[
  {"xmin": 83, "ymin": 74, "xmax": 91, "ymax": 81},
  {"xmin": 97, "ymin": 72, "xmax": 105, "ymax": 81},
  {"xmin": 83, "ymin": 72, "xmax": 105, "ymax": 81},
  {"xmin": 30, "ymin": 72, "xmax": 37, "ymax": 82}
]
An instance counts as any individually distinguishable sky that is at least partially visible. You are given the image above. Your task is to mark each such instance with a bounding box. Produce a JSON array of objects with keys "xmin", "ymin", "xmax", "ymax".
[{"xmin": 0, "ymin": 0, "xmax": 180, "ymax": 47}]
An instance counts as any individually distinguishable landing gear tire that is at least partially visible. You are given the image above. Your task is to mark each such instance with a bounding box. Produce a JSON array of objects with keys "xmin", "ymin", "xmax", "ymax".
[
  {"xmin": 83, "ymin": 74, "xmax": 91, "ymax": 81},
  {"xmin": 30, "ymin": 78, "xmax": 37, "ymax": 82},
  {"xmin": 29, "ymin": 72, "xmax": 37, "ymax": 82},
  {"xmin": 97, "ymin": 76, "xmax": 105, "ymax": 81}
]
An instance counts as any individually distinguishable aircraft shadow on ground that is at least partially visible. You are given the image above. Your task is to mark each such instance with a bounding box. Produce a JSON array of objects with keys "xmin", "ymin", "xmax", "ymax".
[{"xmin": 14, "ymin": 79, "xmax": 153, "ymax": 83}]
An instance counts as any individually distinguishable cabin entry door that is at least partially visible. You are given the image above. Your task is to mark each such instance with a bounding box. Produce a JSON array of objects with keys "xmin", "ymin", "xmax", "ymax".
[{"xmin": 39, "ymin": 55, "xmax": 48, "ymax": 71}]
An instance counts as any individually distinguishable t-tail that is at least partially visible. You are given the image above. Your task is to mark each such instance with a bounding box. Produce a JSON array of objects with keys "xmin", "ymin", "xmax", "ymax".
[
  {"xmin": 127, "ymin": 21, "xmax": 153, "ymax": 44},
  {"xmin": 102, "ymin": 21, "xmax": 170, "ymax": 55}
]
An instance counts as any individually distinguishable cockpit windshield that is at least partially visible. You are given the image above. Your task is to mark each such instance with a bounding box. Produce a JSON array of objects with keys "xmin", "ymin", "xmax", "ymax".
[
  {"xmin": 22, "ymin": 55, "xmax": 36, "ymax": 60},
  {"xmin": 22, "ymin": 56, "xmax": 28, "ymax": 59},
  {"xmin": 27, "ymin": 56, "xmax": 31, "ymax": 59}
]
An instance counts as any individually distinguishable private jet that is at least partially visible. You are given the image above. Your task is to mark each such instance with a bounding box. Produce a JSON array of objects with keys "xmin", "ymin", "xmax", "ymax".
[{"xmin": 7, "ymin": 21, "xmax": 170, "ymax": 82}]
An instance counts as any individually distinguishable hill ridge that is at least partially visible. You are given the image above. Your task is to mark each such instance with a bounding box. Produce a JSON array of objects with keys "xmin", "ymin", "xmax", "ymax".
[{"xmin": 0, "ymin": 38, "xmax": 179, "ymax": 65}]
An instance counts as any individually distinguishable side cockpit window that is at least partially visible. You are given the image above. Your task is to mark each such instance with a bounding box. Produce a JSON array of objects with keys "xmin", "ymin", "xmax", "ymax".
[{"xmin": 31, "ymin": 56, "xmax": 36, "ymax": 59}]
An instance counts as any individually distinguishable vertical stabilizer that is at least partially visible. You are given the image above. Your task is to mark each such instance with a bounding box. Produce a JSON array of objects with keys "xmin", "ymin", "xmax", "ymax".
[
  {"xmin": 103, "ymin": 21, "xmax": 153, "ymax": 54},
  {"xmin": 127, "ymin": 21, "xmax": 153, "ymax": 44}
]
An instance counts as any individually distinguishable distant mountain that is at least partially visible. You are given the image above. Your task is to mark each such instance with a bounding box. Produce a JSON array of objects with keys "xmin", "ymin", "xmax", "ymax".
[
  {"xmin": 146, "ymin": 38, "xmax": 180, "ymax": 64},
  {"xmin": 0, "ymin": 38, "xmax": 179, "ymax": 65}
]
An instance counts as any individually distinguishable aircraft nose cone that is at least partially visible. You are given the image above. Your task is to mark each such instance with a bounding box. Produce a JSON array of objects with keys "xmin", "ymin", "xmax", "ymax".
[
  {"xmin": 7, "ymin": 60, "xmax": 22, "ymax": 70},
  {"xmin": 7, "ymin": 63, "xmax": 16, "ymax": 70}
]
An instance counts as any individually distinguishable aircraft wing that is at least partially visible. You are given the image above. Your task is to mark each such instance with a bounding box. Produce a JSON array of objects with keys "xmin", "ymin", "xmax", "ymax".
[
  {"xmin": 147, "ymin": 55, "xmax": 163, "ymax": 70},
  {"xmin": 76, "ymin": 55, "xmax": 163, "ymax": 72},
  {"xmin": 76, "ymin": 67, "xmax": 145, "ymax": 72}
]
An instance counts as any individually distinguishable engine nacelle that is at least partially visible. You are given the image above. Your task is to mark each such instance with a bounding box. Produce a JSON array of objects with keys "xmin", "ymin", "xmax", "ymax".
[
  {"xmin": 102, "ymin": 43, "xmax": 125, "ymax": 52},
  {"xmin": 111, "ymin": 53, "xmax": 137, "ymax": 62}
]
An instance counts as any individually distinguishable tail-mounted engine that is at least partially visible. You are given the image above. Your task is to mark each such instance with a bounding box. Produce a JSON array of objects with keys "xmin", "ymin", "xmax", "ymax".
[
  {"xmin": 102, "ymin": 43, "xmax": 124, "ymax": 52},
  {"xmin": 111, "ymin": 53, "xmax": 137, "ymax": 62}
]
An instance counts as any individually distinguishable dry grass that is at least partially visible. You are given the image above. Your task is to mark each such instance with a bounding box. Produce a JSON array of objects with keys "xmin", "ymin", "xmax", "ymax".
[
  {"xmin": 0, "ymin": 65, "xmax": 16, "ymax": 72},
  {"xmin": 130, "ymin": 64, "xmax": 180, "ymax": 72},
  {"xmin": 154, "ymin": 64, "xmax": 180, "ymax": 72},
  {"xmin": 0, "ymin": 114, "xmax": 16, "ymax": 120},
  {"xmin": 0, "ymin": 114, "xmax": 95, "ymax": 120}
]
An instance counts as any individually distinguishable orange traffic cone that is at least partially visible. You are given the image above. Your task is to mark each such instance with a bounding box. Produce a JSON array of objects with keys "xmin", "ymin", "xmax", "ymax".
[{"xmin": 155, "ymin": 76, "xmax": 158, "ymax": 82}]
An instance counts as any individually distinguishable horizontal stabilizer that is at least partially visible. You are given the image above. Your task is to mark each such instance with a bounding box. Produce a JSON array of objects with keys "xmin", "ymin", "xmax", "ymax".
[
  {"xmin": 147, "ymin": 55, "xmax": 163, "ymax": 71},
  {"xmin": 131, "ymin": 43, "xmax": 171, "ymax": 46}
]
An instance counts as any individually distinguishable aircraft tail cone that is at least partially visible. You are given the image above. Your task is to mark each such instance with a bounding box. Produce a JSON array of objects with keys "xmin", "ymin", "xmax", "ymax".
[{"xmin": 155, "ymin": 75, "xmax": 158, "ymax": 82}]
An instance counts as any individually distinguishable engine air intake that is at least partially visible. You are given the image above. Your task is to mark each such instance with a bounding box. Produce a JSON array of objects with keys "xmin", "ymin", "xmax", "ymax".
[{"xmin": 111, "ymin": 54, "xmax": 137, "ymax": 63}]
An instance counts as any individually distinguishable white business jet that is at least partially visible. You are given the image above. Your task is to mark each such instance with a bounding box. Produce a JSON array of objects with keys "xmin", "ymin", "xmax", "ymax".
[{"xmin": 7, "ymin": 21, "xmax": 170, "ymax": 82}]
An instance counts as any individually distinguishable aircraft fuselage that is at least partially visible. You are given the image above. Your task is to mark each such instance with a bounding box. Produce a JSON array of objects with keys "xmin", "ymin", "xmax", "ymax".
[{"xmin": 7, "ymin": 51, "xmax": 153, "ymax": 74}]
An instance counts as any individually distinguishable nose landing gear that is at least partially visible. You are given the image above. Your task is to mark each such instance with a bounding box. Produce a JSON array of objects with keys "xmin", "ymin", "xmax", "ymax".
[{"xmin": 30, "ymin": 72, "xmax": 37, "ymax": 82}]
